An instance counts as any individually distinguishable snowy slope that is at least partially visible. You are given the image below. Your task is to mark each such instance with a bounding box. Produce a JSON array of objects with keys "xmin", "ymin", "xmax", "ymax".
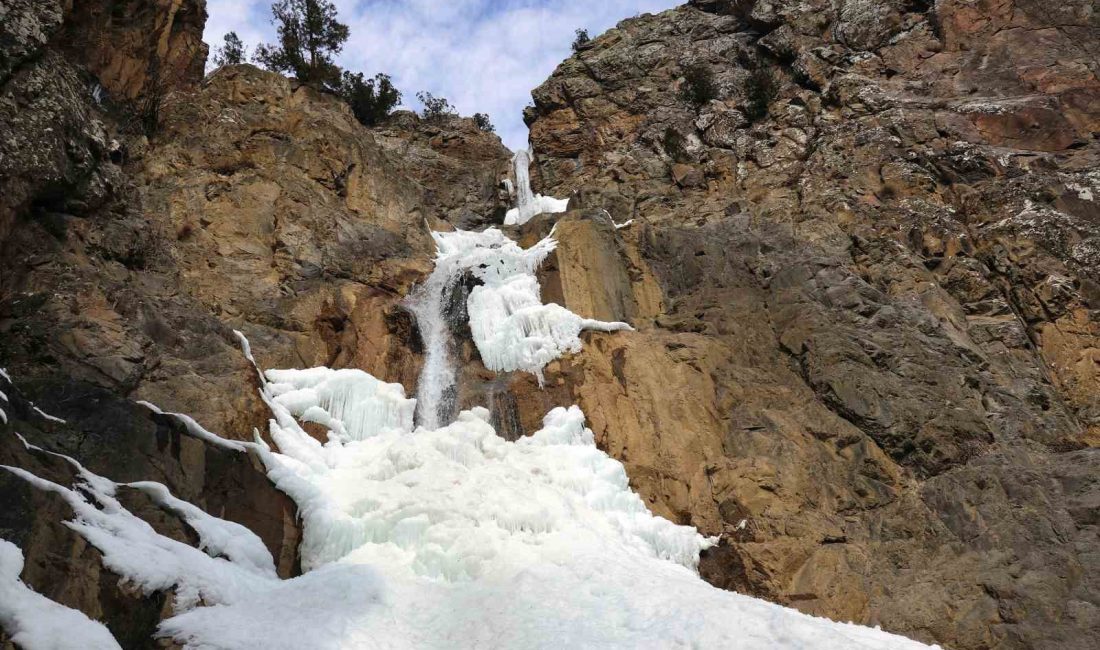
[{"xmin": 0, "ymin": 229, "xmax": 938, "ymax": 649}]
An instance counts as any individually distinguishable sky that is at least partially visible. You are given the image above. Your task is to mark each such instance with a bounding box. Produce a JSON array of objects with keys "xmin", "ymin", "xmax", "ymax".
[{"xmin": 203, "ymin": 0, "xmax": 681, "ymax": 150}]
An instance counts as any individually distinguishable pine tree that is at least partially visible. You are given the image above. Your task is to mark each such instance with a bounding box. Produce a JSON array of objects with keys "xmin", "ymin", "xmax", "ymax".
[
  {"xmin": 473, "ymin": 113, "xmax": 494, "ymax": 133},
  {"xmin": 213, "ymin": 32, "xmax": 246, "ymax": 66},
  {"xmin": 339, "ymin": 72, "xmax": 401, "ymax": 126},
  {"xmin": 254, "ymin": 0, "xmax": 349, "ymax": 90}
]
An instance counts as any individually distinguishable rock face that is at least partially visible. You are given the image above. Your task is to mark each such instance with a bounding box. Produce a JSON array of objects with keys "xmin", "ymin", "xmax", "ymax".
[
  {"xmin": 0, "ymin": 0, "xmax": 208, "ymax": 244},
  {"xmin": 0, "ymin": 371, "xmax": 301, "ymax": 648},
  {"xmin": 1, "ymin": 0, "xmax": 1098, "ymax": 648},
  {"xmin": 0, "ymin": 0, "xmax": 513, "ymax": 642},
  {"xmin": 515, "ymin": 1, "xmax": 1100, "ymax": 648}
]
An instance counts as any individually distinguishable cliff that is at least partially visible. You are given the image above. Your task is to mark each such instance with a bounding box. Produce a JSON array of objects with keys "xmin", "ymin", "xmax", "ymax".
[
  {"xmin": 1, "ymin": 0, "xmax": 1097, "ymax": 648},
  {"xmin": 514, "ymin": 1, "xmax": 1099, "ymax": 647}
]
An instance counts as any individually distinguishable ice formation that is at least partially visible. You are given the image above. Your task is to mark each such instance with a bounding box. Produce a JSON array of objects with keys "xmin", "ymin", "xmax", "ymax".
[
  {"xmin": 0, "ymin": 228, "xmax": 937, "ymax": 648},
  {"xmin": 2, "ymin": 377, "xmax": 937, "ymax": 649},
  {"xmin": 503, "ymin": 149, "xmax": 569, "ymax": 226},
  {"xmin": 410, "ymin": 227, "xmax": 632, "ymax": 397}
]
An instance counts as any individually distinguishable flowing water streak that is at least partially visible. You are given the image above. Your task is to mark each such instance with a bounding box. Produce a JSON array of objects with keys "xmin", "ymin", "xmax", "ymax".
[
  {"xmin": 405, "ymin": 257, "xmax": 461, "ymax": 430},
  {"xmin": 503, "ymin": 149, "xmax": 569, "ymax": 226},
  {"xmin": 512, "ymin": 149, "xmax": 536, "ymax": 224}
]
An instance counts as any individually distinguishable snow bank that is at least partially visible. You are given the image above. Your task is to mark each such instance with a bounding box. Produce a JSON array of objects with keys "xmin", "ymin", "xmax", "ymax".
[
  {"xmin": 264, "ymin": 367, "xmax": 415, "ymax": 442},
  {"xmin": 0, "ymin": 539, "xmax": 121, "ymax": 650}
]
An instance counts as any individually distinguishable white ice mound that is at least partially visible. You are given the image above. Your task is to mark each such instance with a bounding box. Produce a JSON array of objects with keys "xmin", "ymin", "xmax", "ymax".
[
  {"xmin": 264, "ymin": 367, "xmax": 415, "ymax": 442},
  {"xmin": 251, "ymin": 367, "xmax": 937, "ymax": 649},
  {"xmin": 503, "ymin": 149, "xmax": 569, "ymax": 226},
  {"xmin": 1, "ymin": 357, "xmax": 938, "ymax": 649},
  {"xmin": 504, "ymin": 194, "xmax": 569, "ymax": 226},
  {"xmin": 429, "ymin": 227, "xmax": 632, "ymax": 384}
]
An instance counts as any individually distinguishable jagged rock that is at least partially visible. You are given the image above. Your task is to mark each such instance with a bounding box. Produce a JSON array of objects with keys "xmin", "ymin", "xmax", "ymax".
[
  {"xmin": 522, "ymin": 1, "xmax": 1100, "ymax": 648},
  {"xmin": 58, "ymin": 0, "xmax": 208, "ymax": 100},
  {"xmin": 1, "ymin": 0, "xmax": 1098, "ymax": 648},
  {"xmin": 0, "ymin": 372, "xmax": 301, "ymax": 642},
  {"xmin": 372, "ymin": 110, "xmax": 512, "ymax": 228}
]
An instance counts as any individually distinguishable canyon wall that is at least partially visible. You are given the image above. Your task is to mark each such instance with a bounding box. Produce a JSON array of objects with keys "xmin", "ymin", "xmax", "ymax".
[
  {"xmin": 509, "ymin": 1, "xmax": 1100, "ymax": 648},
  {"xmin": 1, "ymin": 0, "xmax": 1097, "ymax": 648}
]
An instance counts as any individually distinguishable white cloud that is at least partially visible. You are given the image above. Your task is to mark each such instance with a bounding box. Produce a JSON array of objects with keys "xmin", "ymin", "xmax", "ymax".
[{"xmin": 203, "ymin": 0, "xmax": 680, "ymax": 150}]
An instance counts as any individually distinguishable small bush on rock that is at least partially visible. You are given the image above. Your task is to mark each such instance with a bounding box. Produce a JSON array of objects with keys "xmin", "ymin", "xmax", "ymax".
[
  {"xmin": 743, "ymin": 67, "xmax": 776, "ymax": 123},
  {"xmin": 681, "ymin": 63, "xmax": 718, "ymax": 108},
  {"xmin": 572, "ymin": 29, "xmax": 591, "ymax": 52},
  {"xmin": 473, "ymin": 113, "xmax": 495, "ymax": 133},
  {"xmin": 662, "ymin": 128, "xmax": 689, "ymax": 163},
  {"xmin": 417, "ymin": 91, "xmax": 457, "ymax": 122}
]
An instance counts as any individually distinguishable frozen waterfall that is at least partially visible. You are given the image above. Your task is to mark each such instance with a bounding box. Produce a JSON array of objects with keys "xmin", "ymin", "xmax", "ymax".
[
  {"xmin": 409, "ymin": 227, "xmax": 631, "ymax": 428},
  {"xmin": 0, "ymin": 225, "xmax": 939, "ymax": 649},
  {"xmin": 503, "ymin": 149, "xmax": 569, "ymax": 226}
]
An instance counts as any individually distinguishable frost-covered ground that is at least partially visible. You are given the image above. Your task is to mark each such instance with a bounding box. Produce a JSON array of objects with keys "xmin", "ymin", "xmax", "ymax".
[{"xmin": 0, "ymin": 229, "xmax": 938, "ymax": 649}]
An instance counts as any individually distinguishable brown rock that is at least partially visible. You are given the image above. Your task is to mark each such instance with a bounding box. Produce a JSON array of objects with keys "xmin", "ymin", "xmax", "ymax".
[
  {"xmin": 523, "ymin": 1, "xmax": 1100, "ymax": 647},
  {"xmin": 671, "ymin": 163, "xmax": 705, "ymax": 187}
]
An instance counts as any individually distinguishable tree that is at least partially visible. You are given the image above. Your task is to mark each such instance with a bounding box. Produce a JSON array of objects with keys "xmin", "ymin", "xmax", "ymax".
[
  {"xmin": 572, "ymin": 29, "xmax": 590, "ymax": 52},
  {"xmin": 213, "ymin": 32, "xmax": 247, "ymax": 66},
  {"xmin": 417, "ymin": 91, "xmax": 456, "ymax": 122},
  {"xmin": 339, "ymin": 71, "xmax": 401, "ymax": 126},
  {"xmin": 473, "ymin": 113, "xmax": 494, "ymax": 133},
  {"xmin": 254, "ymin": 0, "xmax": 349, "ymax": 90}
]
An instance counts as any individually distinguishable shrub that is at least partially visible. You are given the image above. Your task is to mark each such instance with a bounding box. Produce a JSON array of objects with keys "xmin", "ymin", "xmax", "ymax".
[
  {"xmin": 128, "ymin": 58, "xmax": 176, "ymax": 138},
  {"xmin": 473, "ymin": 113, "xmax": 495, "ymax": 133},
  {"xmin": 770, "ymin": 40, "xmax": 797, "ymax": 65},
  {"xmin": 681, "ymin": 63, "xmax": 718, "ymax": 108},
  {"xmin": 572, "ymin": 29, "xmax": 590, "ymax": 52},
  {"xmin": 417, "ymin": 91, "xmax": 457, "ymax": 122},
  {"xmin": 213, "ymin": 31, "xmax": 246, "ymax": 66},
  {"xmin": 662, "ymin": 128, "xmax": 689, "ymax": 163},
  {"xmin": 254, "ymin": 0, "xmax": 349, "ymax": 91},
  {"xmin": 339, "ymin": 71, "xmax": 401, "ymax": 126},
  {"xmin": 743, "ymin": 66, "xmax": 777, "ymax": 123}
]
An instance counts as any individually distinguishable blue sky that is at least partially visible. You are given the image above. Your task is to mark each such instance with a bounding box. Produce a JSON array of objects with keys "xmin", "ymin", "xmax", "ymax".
[{"xmin": 204, "ymin": 0, "xmax": 681, "ymax": 150}]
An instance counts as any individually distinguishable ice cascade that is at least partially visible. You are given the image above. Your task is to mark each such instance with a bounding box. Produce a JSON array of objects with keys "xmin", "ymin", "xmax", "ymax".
[
  {"xmin": 0, "ymin": 228, "xmax": 939, "ymax": 648},
  {"xmin": 409, "ymin": 227, "xmax": 632, "ymax": 424},
  {"xmin": 503, "ymin": 149, "xmax": 569, "ymax": 226}
]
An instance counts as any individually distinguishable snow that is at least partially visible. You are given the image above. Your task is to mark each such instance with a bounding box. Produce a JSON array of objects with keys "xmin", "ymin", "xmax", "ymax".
[
  {"xmin": 136, "ymin": 400, "xmax": 250, "ymax": 452},
  {"xmin": 503, "ymin": 149, "xmax": 570, "ymax": 225},
  {"xmin": 264, "ymin": 367, "xmax": 415, "ymax": 442},
  {"xmin": 32, "ymin": 406, "xmax": 66, "ymax": 424},
  {"xmin": 127, "ymin": 481, "xmax": 278, "ymax": 578},
  {"xmin": 0, "ymin": 225, "xmax": 935, "ymax": 649},
  {"xmin": 1067, "ymin": 182, "xmax": 1094, "ymax": 202},
  {"xmin": 0, "ymin": 539, "xmax": 121, "ymax": 650}
]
